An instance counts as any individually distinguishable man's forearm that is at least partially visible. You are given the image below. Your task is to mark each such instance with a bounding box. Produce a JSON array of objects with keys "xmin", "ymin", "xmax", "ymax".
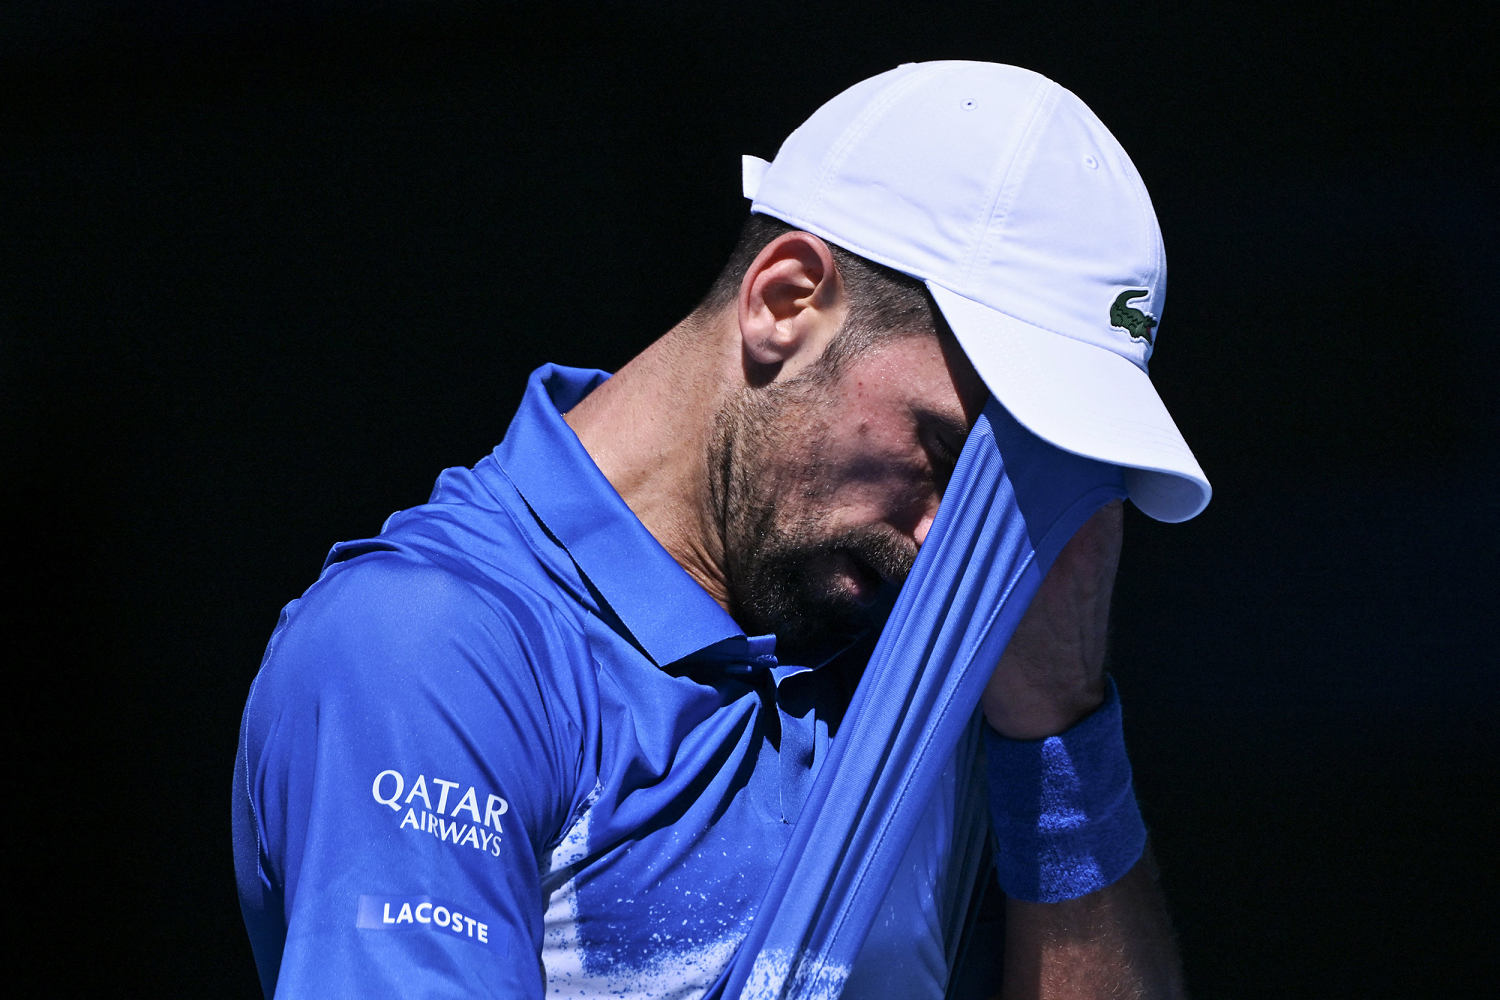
[{"xmin": 999, "ymin": 851, "xmax": 1186, "ymax": 1000}]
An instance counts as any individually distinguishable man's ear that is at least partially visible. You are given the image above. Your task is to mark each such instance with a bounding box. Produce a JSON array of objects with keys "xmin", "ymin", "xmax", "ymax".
[{"xmin": 737, "ymin": 230, "xmax": 847, "ymax": 384}]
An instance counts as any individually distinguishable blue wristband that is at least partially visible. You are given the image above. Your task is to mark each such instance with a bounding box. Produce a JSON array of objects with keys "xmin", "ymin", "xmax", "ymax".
[{"xmin": 983, "ymin": 677, "xmax": 1147, "ymax": 903}]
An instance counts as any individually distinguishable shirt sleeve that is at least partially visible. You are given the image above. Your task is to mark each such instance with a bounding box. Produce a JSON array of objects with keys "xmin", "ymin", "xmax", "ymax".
[{"xmin": 233, "ymin": 550, "xmax": 593, "ymax": 998}]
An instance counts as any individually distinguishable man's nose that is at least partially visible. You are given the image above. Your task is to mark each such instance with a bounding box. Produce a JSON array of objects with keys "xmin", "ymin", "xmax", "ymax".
[
  {"xmin": 912, "ymin": 509, "xmax": 937, "ymax": 548},
  {"xmin": 900, "ymin": 483, "xmax": 943, "ymax": 548}
]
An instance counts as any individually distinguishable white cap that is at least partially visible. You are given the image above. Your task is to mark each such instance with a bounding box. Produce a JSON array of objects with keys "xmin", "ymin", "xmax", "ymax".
[{"xmin": 742, "ymin": 61, "xmax": 1210, "ymax": 522}]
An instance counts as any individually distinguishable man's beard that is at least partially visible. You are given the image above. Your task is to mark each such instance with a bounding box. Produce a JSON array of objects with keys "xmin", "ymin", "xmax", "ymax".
[
  {"xmin": 709, "ymin": 382, "xmax": 916, "ymax": 662},
  {"xmin": 729, "ymin": 518, "xmax": 914, "ymax": 661}
]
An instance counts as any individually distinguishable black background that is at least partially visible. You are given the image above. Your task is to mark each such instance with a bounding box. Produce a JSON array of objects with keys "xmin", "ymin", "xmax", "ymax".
[{"xmin": 6, "ymin": 2, "xmax": 1496, "ymax": 996}]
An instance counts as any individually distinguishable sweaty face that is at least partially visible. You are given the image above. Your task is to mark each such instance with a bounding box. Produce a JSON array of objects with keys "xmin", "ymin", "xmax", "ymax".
[{"xmin": 710, "ymin": 329, "xmax": 986, "ymax": 662}]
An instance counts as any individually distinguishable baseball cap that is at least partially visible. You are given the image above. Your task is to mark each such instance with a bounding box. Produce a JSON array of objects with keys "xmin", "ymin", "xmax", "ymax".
[{"xmin": 741, "ymin": 61, "xmax": 1210, "ymax": 523}]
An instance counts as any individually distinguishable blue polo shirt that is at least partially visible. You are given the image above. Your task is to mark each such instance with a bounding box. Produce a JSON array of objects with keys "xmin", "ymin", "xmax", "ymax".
[{"xmin": 234, "ymin": 365, "xmax": 987, "ymax": 998}]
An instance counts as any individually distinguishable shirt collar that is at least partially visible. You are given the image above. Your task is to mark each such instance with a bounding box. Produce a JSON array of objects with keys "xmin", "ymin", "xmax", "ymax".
[{"xmin": 485, "ymin": 364, "xmax": 748, "ymax": 668}]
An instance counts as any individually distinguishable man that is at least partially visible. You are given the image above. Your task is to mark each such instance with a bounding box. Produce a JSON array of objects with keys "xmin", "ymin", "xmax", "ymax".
[{"xmin": 234, "ymin": 61, "xmax": 1209, "ymax": 998}]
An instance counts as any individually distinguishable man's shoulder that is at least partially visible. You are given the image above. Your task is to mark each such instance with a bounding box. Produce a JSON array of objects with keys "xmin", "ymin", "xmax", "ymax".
[
  {"xmin": 249, "ymin": 538, "xmax": 598, "ymax": 731},
  {"xmin": 283, "ymin": 542, "xmax": 585, "ymax": 661}
]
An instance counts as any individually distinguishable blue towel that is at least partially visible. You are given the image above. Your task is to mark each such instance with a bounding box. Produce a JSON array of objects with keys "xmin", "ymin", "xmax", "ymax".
[{"xmin": 712, "ymin": 397, "xmax": 1125, "ymax": 999}]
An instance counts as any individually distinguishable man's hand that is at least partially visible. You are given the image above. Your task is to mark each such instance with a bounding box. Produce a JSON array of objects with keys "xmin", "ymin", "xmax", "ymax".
[
  {"xmin": 982, "ymin": 500, "xmax": 1123, "ymax": 740},
  {"xmin": 978, "ymin": 499, "xmax": 1188, "ymax": 998}
]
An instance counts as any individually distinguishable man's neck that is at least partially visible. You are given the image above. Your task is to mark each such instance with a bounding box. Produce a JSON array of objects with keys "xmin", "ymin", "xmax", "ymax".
[{"xmin": 562, "ymin": 316, "xmax": 737, "ymax": 613}]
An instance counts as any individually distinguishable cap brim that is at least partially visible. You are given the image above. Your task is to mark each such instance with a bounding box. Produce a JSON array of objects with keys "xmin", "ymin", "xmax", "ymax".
[{"xmin": 928, "ymin": 283, "xmax": 1211, "ymax": 523}]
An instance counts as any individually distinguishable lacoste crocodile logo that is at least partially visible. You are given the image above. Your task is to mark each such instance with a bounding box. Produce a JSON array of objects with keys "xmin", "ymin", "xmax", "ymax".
[{"xmin": 1109, "ymin": 290, "xmax": 1157, "ymax": 346}]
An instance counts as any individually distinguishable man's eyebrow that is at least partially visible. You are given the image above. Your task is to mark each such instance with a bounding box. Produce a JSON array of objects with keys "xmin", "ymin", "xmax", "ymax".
[
  {"xmin": 916, "ymin": 408, "xmax": 971, "ymax": 458},
  {"xmin": 925, "ymin": 408, "xmax": 971, "ymax": 438}
]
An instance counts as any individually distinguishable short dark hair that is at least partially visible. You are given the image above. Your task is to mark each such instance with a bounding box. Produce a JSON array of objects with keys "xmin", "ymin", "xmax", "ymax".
[{"xmin": 697, "ymin": 214, "xmax": 940, "ymax": 378}]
